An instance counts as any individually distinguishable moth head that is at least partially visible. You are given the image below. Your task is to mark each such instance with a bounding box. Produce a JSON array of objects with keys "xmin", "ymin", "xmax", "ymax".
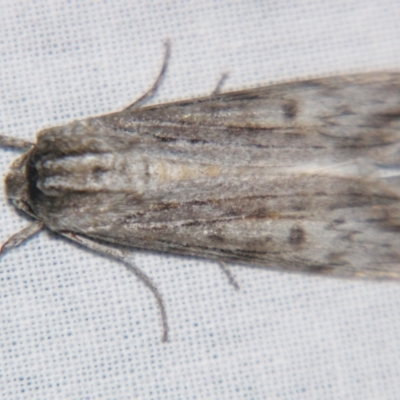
[{"xmin": 5, "ymin": 149, "xmax": 36, "ymax": 218}]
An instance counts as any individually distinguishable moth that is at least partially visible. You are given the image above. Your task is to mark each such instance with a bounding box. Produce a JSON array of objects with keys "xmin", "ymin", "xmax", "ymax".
[{"xmin": 1, "ymin": 42, "xmax": 400, "ymax": 342}]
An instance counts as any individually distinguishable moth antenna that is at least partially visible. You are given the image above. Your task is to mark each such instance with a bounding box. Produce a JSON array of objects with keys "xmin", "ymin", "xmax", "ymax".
[
  {"xmin": 0, "ymin": 135, "xmax": 34, "ymax": 150},
  {"xmin": 0, "ymin": 221, "xmax": 44, "ymax": 254},
  {"xmin": 61, "ymin": 232, "xmax": 169, "ymax": 343},
  {"xmin": 124, "ymin": 39, "xmax": 171, "ymax": 111}
]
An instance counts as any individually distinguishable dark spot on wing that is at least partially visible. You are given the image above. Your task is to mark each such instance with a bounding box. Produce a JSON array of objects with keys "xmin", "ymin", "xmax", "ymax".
[
  {"xmin": 326, "ymin": 252, "xmax": 347, "ymax": 264},
  {"xmin": 282, "ymin": 99, "xmax": 298, "ymax": 120},
  {"xmin": 92, "ymin": 166, "xmax": 109, "ymax": 180},
  {"xmin": 371, "ymin": 109, "xmax": 400, "ymax": 127},
  {"xmin": 208, "ymin": 234, "xmax": 225, "ymax": 243},
  {"xmin": 288, "ymin": 225, "xmax": 306, "ymax": 245},
  {"xmin": 150, "ymin": 202, "xmax": 180, "ymax": 211},
  {"xmin": 332, "ymin": 218, "xmax": 346, "ymax": 225},
  {"xmin": 247, "ymin": 207, "xmax": 279, "ymax": 219}
]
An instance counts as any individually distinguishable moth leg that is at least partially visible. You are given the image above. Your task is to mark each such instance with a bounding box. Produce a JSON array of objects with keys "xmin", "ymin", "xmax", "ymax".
[
  {"xmin": 212, "ymin": 72, "xmax": 229, "ymax": 95},
  {"xmin": 123, "ymin": 39, "xmax": 171, "ymax": 111},
  {"xmin": 0, "ymin": 221, "xmax": 44, "ymax": 254},
  {"xmin": 0, "ymin": 135, "xmax": 34, "ymax": 149},
  {"xmin": 61, "ymin": 232, "xmax": 169, "ymax": 343},
  {"xmin": 218, "ymin": 261, "xmax": 240, "ymax": 291}
]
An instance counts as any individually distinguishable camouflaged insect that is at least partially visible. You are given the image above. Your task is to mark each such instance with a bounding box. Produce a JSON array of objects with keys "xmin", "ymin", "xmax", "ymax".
[{"xmin": 2, "ymin": 42, "xmax": 400, "ymax": 341}]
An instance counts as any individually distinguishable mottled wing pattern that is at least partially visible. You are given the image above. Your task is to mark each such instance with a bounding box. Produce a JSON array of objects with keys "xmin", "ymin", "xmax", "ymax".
[{"xmin": 25, "ymin": 73, "xmax": 400, "ymax": 278}]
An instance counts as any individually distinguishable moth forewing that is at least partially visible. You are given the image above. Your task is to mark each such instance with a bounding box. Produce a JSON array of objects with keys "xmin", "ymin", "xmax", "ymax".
[{"xmin": 1, "ymin": 64, "xmax": 400, "ymax": 341}]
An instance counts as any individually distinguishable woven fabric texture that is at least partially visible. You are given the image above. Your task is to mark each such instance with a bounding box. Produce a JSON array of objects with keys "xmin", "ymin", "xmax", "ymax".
[{"xmin": 1, "ymin": 1, "xmax": 400, "ymax": 399}]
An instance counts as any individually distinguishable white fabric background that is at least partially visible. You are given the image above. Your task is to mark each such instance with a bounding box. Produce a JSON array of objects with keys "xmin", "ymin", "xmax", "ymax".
[{"xmin": 1, "ymin": 1, "xmax": 400, "ymax": 399}]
